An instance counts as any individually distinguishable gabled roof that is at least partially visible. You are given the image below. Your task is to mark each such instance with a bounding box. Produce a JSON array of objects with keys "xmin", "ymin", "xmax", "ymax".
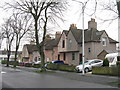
[
  {"xmin": 44, "ymin": 38, "xmax": 60, "ymax": 50},
  {"xmin": 24, "ymin": 44, "xmax": 38, "ymax": 54},
  {"xmin": 63, "ymin": 30, "xmax": 69, "ymax": 36},
  {"xmin": 70, "ymin": 28, "xmax": 118, "ymax": 44}
]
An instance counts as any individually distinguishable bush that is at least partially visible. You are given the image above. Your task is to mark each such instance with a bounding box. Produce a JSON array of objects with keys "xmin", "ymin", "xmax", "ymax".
[
  {"xmin": 103, "ymin": 58, "xmax": 109, "ymax": 67},
  {"xmin": 117, "ymin": 61, "xmax": 120, "ymax": 66},
  {"xmin": 92, "ymin": 67, "xmax": 119, "ymax": 76},
  {"xmin": 46, "ymin": 63, "xmax": 76, "ymax": 72},
  {"xmin": 1, "ymin": 60, "xmax": 7, "ymax": 64}
]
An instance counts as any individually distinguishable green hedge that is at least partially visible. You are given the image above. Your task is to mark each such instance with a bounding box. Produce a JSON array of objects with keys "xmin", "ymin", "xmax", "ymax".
[
  {"xmin": 24, "ymin": 63, "xmax": 33, "ymax": 67},
  {"xmin": 9, "ymin": 61, "xmax": 19, "ymax": 66},
  {"xmin": 92, "ymin": 66, "xmax": 119, "ymax": 76},
  {"xmin": 1, "ymin": 60, "xmax": 7, "ymax": 64},
  {"xmin": 47, "ymin": 64, "xmax": 76, "ymax": 72},
  {"xmin": 33, "ymin": 64, "xmax": 41, "ymax": 68}
]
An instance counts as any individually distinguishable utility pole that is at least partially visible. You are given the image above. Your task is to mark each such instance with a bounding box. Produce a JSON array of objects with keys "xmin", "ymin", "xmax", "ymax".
[
  {"xmin": 116, "ymin": 0, "xmax": 120, "ymax": 56},
  {"xmin": 82, "ymin": 4, "xmax": 85, "ymax": 75}
]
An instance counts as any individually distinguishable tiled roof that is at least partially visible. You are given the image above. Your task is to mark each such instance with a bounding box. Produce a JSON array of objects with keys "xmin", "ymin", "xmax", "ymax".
[
  {"xmin": 44, "ymin": 38, "xmax": 60, "ymax": 50},
  {"xmin": 70, "ymin": 28, "xmax": 118, "ymax": 43},
  {"xmin": 25, "ymin": 44, "xmax": 38, "ymax": 54},
  {"xmin": 63, "ymin": 30, "xmax": 69, "ymax": 36}
]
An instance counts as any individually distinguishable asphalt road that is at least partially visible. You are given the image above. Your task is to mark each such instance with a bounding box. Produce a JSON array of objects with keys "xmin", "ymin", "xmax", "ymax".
[{"xmin": 1, "ymin": 66, "xmax": 119, "ymax": 89}]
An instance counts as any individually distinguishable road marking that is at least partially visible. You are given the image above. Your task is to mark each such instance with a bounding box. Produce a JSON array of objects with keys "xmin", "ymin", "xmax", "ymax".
[{"xmin": 1, "ymin": 71, "xmax": 6, "ymax": 74}]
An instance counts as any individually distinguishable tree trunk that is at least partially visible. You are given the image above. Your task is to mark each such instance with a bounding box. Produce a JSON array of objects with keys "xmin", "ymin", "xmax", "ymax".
[
  {"xmin": 14, "ymin": 46, "xmax": 19, "ymax": 68},
  {"xmin": 34, "ymin": 19, "xmax": 46, "ymax": 72},
  {"xmin": 6, "ymin": 50, "xmax": 10, "ymax": 67}
]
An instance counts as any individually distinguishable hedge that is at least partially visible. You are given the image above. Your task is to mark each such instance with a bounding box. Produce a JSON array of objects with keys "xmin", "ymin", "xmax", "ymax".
[
  {"xmin": 1, "ymin": 60, "xmax": 7, "ymax": 64},
  {"xmin": 46, "ymin": 63, "xmax": 76, "ymax": 72},
  {"xmin": 92, "ymin": 66, "xmax": 119, "ymax": 76},
  {"xmin": 33, "ymin": 64, "xmax": 41, "ymax": 68}
]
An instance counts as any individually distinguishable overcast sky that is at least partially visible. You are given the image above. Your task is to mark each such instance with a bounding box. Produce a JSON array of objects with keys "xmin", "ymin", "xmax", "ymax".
[{"xmin": 0, "ymin": 0, "xmax": 119, "ymax": 51}]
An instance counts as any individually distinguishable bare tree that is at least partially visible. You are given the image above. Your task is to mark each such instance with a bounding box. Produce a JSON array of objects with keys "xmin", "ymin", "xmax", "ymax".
[
  {"xmin": 6, "ymin": 0, "xmax": 67, "ymax": 71},
  {"xmin": 10, "ymin": 13, "xmax": 32, "ymax": 67},
  {"xmin": 1, "ymin": 17, "xmax": 15, "ymax": 67}
]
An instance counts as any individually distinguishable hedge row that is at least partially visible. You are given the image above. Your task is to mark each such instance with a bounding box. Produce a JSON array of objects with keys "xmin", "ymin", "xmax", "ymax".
[
  {"xmin": 92, "ymin": 66, "xmax": 120, "ymax": 76},
  {"xmin": 47, "ymin": 64, "xmax": 76, "ymax": 72}
]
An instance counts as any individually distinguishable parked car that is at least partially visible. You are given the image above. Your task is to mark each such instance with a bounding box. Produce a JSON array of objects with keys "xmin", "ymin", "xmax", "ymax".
[
  {"xmin": 51, "ymin": 60, "xmax": 64, "ymax": 64},
  {"xmin": 75, "ymin": 59, "xmax": 103, "ymax": 73},
  {"xmin": 33, "ymin": 61, "xmax": 41, "ymax": 65},
  {"xmin": 45, "ymin": 60, "xmax": 64, "ymax": 68}
]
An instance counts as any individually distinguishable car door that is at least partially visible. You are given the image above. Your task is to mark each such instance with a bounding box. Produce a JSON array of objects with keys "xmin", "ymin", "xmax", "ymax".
[{"xmin": 91, "ymin": 60, "xmax": 103, "ymax": 67}]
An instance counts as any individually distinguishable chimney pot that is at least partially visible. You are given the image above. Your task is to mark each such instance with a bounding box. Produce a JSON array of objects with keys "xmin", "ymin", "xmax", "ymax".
[{"xmin": 69, "ymin": 24, "xmax": 77, "ymax": 30}]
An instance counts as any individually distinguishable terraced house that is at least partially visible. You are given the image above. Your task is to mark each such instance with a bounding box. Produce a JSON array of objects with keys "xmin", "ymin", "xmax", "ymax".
[{"xmin": 21, "ymin": 18, "xmax": 118, "ymax": 65}]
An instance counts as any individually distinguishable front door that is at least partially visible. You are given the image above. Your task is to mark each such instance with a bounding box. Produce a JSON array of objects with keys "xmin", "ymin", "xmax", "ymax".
[
  {"xmin": 63, "ymin": 53, "xmax": 66, "ymax": 61},
  {"xmin": 79, "ymin": 54, "xmax": 82, "ymax": 64}
]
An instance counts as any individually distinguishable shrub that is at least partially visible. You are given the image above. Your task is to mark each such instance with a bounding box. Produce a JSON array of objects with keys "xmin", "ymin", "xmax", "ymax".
[
  {"xmin": 117, "ymin": 61, "xmax": 120, "ymax": 66},
  {"xmin": 1, "ymin": 60, "xmax": 7, "ymax": 64},
  {"xmin": 103, "ymin": 58, "xmax": 109, "ymax": 67}
]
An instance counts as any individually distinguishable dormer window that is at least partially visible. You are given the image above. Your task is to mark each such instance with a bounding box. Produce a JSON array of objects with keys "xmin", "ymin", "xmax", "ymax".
[{"xmin": 102, "ymin": 37, "xmax": 107, "ymax": 46}]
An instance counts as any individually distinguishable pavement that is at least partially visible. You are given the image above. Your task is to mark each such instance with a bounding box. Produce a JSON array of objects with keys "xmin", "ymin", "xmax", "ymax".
[{"xmin": 1, "ymin": 64, "xmax": 120, "ymax": 88}]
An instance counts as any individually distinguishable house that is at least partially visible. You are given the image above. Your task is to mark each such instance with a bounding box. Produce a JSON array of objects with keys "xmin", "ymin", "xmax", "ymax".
[
  {"xmin": 21, "ymin": 18, "xmax": 118, "ymax": 65},
  {"xmin": 21, "ymin": 41, "xmax": 40, "ymax": 62},
  {"xmin": 21, "ymin": 33, "xmax": 61, "ymax": 63},
  {"xmin": 58, "ymin": 18, "xmax": 118, "ymax": 65}
]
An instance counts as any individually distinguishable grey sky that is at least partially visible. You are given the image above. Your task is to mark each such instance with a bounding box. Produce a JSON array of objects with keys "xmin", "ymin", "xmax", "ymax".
[{"xmin": 0, "ymin": 0, "xmax": 119, "ymax": 51}]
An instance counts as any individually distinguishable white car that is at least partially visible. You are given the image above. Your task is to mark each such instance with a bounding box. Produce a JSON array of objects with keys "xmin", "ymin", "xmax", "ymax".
[
  {"xmin": 75, "ymin": 59, "xmax": 103, "ymax": 73},
  {"xmin": 33, "ymin": 61, "xmax": 41, "ymax": 65}
]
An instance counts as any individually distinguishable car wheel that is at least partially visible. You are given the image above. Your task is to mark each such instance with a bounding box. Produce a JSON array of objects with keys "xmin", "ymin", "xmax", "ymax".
[
  {"xmin": 84, "ymin": 68, "xmax": 89, "ymax": 73},
  {"xmin": 76, "ymin": 69, "xmax": 80, "ymax": 73}
]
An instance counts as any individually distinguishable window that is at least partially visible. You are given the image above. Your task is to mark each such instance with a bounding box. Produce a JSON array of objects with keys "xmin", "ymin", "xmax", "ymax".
[
  {"xmin": 88, "ymin": 48, "xmax": 91, "ymax": 53},
  {"xmin": 102, "ymin": 37, "xmax": 107, "ymax": 46},
  {"xmin": 62, "ymin": 40, "xmax": 65, "ymax": 48},
  {"xmin": 72, "ymin": 53, "xmax": 75, "ymax": 60}
]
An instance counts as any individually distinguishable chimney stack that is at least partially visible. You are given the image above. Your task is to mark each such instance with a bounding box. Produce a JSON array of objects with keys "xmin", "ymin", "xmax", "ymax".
[
  {"xmin": 30, "ymin": 40, "xmax": 35, "ymax": 45},
  {"xmin": 69, "ymin": 24, "xmax": 77, "ymax": 30},
  {"xmin": 45, "ymin": 34, "xmax": 51, "ymax": 40},
  {"xmin": 55, "ymin": 31, "xmax": 61, "ymax": 39},
  {"xmin": 88, "ymin": 18, "xmax": 97, "ymax": 30}
]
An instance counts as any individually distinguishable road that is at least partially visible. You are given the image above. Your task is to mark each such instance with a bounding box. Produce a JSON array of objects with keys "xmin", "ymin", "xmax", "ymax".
[{"xmin": 1, "ymin": 66, "xmax": 119, "ymax": 89}]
